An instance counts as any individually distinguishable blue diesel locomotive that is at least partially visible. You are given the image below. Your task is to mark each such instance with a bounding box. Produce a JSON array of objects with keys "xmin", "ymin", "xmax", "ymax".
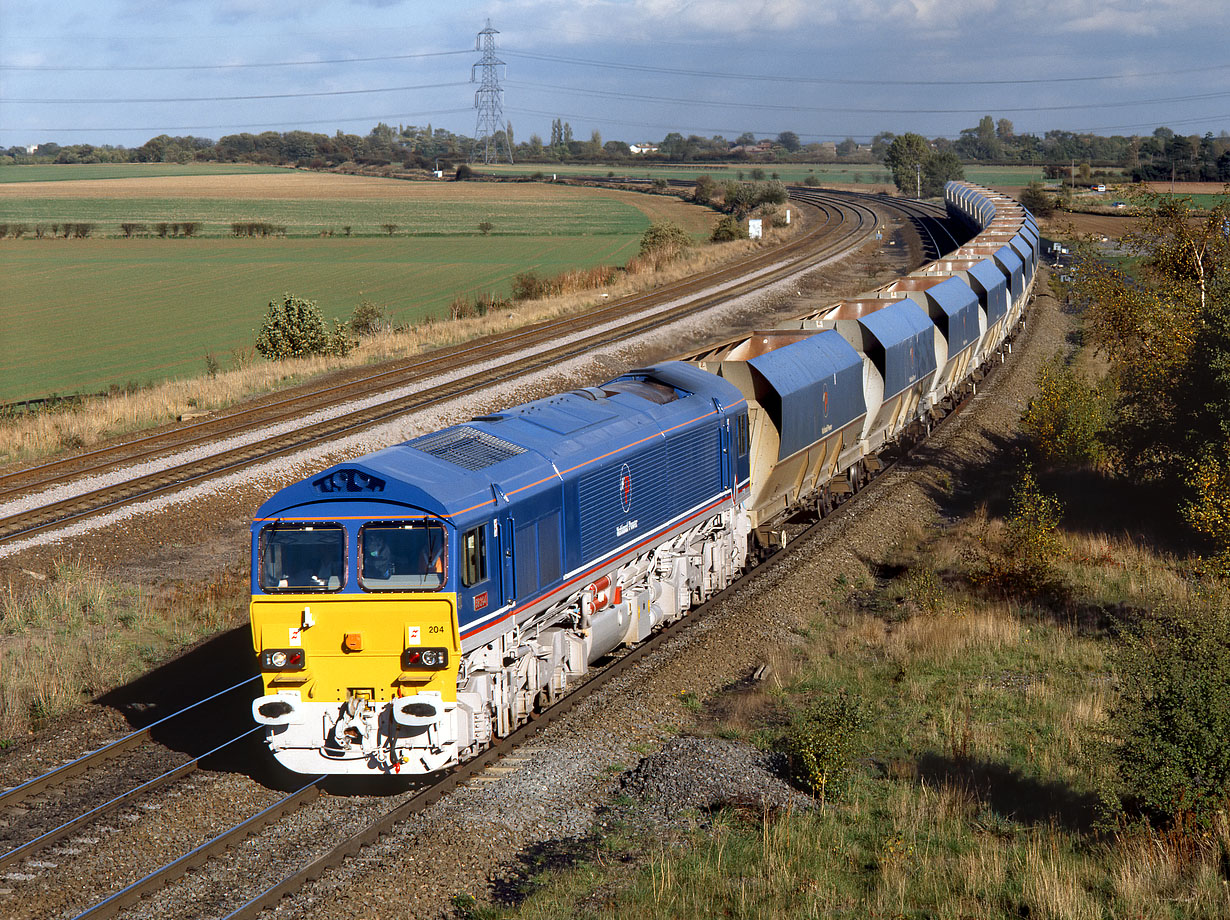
[{"xmin": 250, "ymin": 183, "xmax": 1038, "ymax": 775}]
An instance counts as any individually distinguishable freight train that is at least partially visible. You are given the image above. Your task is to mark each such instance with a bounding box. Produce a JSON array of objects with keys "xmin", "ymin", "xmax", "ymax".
[{"xmin": 249, "ymin": 182, "xmax": 1039, "ymax": 775}]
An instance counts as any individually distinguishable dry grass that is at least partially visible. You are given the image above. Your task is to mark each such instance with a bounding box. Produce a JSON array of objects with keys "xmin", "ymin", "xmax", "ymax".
[
  {"xmin": 0, "ymin": 564, "xmax": 245, "ymax": 739},
  {"xmin": 0, "ymin": 228, "xmax": 792, "ymax": 467}
]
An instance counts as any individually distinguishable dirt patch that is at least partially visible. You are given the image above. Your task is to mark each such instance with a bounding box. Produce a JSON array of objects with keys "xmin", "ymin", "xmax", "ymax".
[{"xmin": 1041, "ymin": 212, "xmax": 1140, "ymax": 240}]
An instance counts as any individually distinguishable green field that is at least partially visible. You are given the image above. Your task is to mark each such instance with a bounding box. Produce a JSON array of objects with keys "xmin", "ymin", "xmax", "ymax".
[
  {"xmin": 2, "ymin": 173, "xmax": 692, "ymax": 403},
  {"xmin": 0, "ymin": 163, "xmax": 287, "ymax": 183},
  {"xmin": 962, "ymin": 165, "xmax": 1046, "ymax": 187},
  {"xmin": 479, "ymin": 162, "xmax": 896, "ymax": 184},
  {"xmin": 0, "ymin": 192, "xmax": 653, "ymax": 239},
  {"xmin": 0, "ymin": 233, "xmax": 645, "ymax": 403},
  {"xmin": 479, "ymin": 162, "xmax": 1048, "ymax": 187}
]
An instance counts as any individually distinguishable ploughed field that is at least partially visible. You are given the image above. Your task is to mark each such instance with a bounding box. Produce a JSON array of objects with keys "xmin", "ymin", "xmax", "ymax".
[{"xmin": 0, "ymin": 170, "xmax": 715, "ymax": 404}]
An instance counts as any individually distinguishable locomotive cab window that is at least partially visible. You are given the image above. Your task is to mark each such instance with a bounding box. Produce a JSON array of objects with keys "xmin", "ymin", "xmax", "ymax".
[
  {"xmin": 461, "ymin": 525, "xmax": 488, "ymax": 587},
  {"xmin": 360, "ymin": 522, "xmax": 447, "ymax": 591},
  {"xmin": 259, "ymin": 523, "xmax": 345, "ymax": 592}
]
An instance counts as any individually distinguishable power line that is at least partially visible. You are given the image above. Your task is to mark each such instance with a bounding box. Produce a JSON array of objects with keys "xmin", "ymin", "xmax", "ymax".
[
  {"xmin": 504, "ymin": 49, "xmax": 1230, "ymax": 88},
  {"xmin": 0, "ymin": 50, "xmax": 472, "ymax": 73},
  {"xmin": 509, "ymin": 80, "xmax": 1230, "ymax": 117},
  {"xmin": 6, "ymin": 82, "xmax": 470, "ymax": 105},
  {"xmin": 470, "ymin": 19, "xmax": 512, "ymax": 164},
  {"xmin": 7, "ymin": 108, "xmax": 475, "ymax": 135}
]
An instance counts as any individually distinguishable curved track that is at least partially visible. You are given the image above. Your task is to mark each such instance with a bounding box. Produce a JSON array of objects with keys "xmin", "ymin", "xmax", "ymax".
[
  {"xmin": 0, "ymin": 190, "xmax": 886, "ymax": 546},
  {"xmin": 0, "ymin": 184, "xmax": 977, "ymax": 919}
]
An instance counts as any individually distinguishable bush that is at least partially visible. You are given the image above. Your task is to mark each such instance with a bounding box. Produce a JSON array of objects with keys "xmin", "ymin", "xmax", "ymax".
[
  {"xmin": 967, "ymin": 465, "xmax": 1065, "ymax": 596},
  {"xmin": 1102, "ymin": 600, "xmax": 1230, "ymax": 831},
  {"xmin": 449, "ymin": 292, "xmax": 510, "ymax": 320},
  {"xmin": 477, "ymin": 220, "xmax": 493, "ymax": 235},
  {"xmin": 638, "ymin": 221, "xmax": 691, "ymax": 259},
  {"xmin": 1184, "ymin": 445, "xmax": 1230, "ymax": 555},
  {"xmin": 710, "ymin": 215, "xmax": 747, "ymax": 243},
  {"xmin": 781, "ymin": 689, "xmax": 864, "ymax": 803},
  {"xmin": 1021, "ymin": 354, "xmax": 1108, "ymax": 466},
  {"xmin": 455, "ymin": 163, "xmax": 474, "ymax": 180},
  {"xmin": 255, "ymin": 293, "xmax": 355, "ymax": 360},
  {"xmin": 1019, "ymin": 180, "xmax": 1057, "ymax": 218},
  {"xmin": 511, "ymin": 271, "xmax": 548, "ymax": 301},
  {"xmin": 693, "ymin": 175, "xmax": 717, "ymax": 205},
  {"xmin": 349, "ymin": 300, "xmax": 387, "ymax": 337}
]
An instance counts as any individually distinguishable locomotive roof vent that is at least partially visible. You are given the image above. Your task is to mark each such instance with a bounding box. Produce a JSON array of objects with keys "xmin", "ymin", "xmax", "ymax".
[{"xmin": 410, "ymin": 425, "xmax": 526, "ymax": 471}]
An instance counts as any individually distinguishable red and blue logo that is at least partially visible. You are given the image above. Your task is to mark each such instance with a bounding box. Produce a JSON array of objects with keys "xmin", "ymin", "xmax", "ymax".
[{"xmin": 619, "ymin": 463, "xmax": 632, "ymax": 513}]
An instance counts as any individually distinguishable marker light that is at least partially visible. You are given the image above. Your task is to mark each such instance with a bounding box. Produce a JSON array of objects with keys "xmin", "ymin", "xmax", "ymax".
[
  {"xmin": 401, "ymin": 647, "xmax": 449, "ymax": 670},
  {"xmin": 261, "ymin": 649, "xmax": 305, "ymax": 671}
]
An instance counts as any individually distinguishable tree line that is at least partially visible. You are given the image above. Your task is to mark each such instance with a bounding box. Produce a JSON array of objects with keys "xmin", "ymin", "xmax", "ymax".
[{"xmin": 7, "ymin": 116, "xmax": 1227, "ymax": 179}]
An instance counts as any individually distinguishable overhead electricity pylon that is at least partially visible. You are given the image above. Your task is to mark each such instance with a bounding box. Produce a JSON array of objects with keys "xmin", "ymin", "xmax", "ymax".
[{"xmin": 471, "ymin": 20, "xmax": 513, "ymax": 164}]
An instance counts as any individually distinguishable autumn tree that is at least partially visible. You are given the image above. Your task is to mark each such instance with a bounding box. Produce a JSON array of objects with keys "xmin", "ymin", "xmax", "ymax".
[
  {"xmin": 922, "ymin": 150, "xmax": 964, "ymax": 197},
  {"xmin": 1073, "ymin": 187, "xmax": 1230, "ymax": 549}
]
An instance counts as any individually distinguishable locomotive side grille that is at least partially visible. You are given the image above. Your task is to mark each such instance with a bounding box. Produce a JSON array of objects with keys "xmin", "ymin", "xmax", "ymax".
[
  {"xmin": 577, "ymin": 443, "xmax": 671, "ymax": 558},
  {"xmin": 668, "ymin": 426, "xmax": 722, "ymax": 513},
  {"xmin": 409, "ymin": 426, "xmax": 526, "ymax": 471}
]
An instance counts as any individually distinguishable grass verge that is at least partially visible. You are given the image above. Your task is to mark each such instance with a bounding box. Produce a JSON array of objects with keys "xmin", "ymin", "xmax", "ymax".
[
  {"xmin": 0, "ymin": 562, "xmax": 247, "ymax": 741},
  {"xmin": 457, "ymin": 509, "xmax": 1230, "ymax": 919}
]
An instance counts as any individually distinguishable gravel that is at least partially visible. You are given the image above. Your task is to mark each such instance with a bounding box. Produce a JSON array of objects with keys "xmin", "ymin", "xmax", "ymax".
[{"xmin": 2, "ymin": 206, "xmax": 1033, "ymax": 920}]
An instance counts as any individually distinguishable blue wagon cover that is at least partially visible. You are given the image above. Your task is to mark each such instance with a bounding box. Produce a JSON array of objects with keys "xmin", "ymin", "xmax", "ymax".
[
  {"xmin": 1010, "ymin": 233, "xmax": 1036, "ymax": 283},
  {"xmin": 992, "ymin": 245, "xmax": 1025, "ymax": 302},
  {"xmin": 859, "ymin": 300, "xmax": 938, "ymax": 399},
  {"xmin": 747, "ymin": 330, "xmax": 865, "ymax": 460},
  {"xmin": 927, "ymin": 277, "xmax": 980, "ymax": 355},
  {"xmin": 967, "ymin": 259, "xmax": 1009, "ymax": 325}
]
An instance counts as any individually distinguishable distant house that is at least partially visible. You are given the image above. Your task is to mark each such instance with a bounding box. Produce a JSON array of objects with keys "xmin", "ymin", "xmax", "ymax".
[{"xmin": 629, "ymin": 143, "xmax": 659, "ymax": 155}]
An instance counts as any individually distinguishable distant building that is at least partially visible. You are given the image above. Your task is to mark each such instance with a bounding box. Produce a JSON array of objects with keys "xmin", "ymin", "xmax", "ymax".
[{"xmin": 629, "ymin": 143, "xmax": 659, "ymax": 155}]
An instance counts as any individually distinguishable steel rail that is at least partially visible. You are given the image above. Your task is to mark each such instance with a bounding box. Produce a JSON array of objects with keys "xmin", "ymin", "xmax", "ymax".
[
  {"xmin": 0, "ymin": 193, "xmax": 851, "ymax": 501},
  {"xmin": 70, "ymin": 776, "xmax": 326, "ymax": 920},
  {"xmin": 1, "ymin": 195, "xmax": 880, "ymax": 546},
  {"xmin": 48, "ymin": 192, "xmax": 984, "ymax": 917},
  {"xmin": 223, "ymin": 261, "xmax": 1024, "ymax": 919},
  {"xmin": 0, "ymin": 675, "xmax": 258, "ymax": 809},
  {"xmin": 0, "ymin": 727, "xmax": 261, "ymax": 873}
]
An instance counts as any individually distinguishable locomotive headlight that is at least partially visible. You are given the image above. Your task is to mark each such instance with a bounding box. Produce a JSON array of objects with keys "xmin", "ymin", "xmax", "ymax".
[
  {"xmin": 421, "ymin": 648, "xmax": 447, "ymax": 668},
  {"xmin": 401, "ymin": 647, "xmax": 449, "ymax": 670},
  {"xmin": 261, "ymin": 649, "xmax": 305, "ymax": 671}
]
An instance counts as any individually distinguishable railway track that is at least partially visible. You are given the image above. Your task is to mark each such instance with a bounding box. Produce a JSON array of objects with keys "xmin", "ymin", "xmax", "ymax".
[
  {"xmin": 0, "ymin": 190, "xmax": 888, "ymax": 546},
  {"xmin": 0, "ymin": 188, "xmax": 977, "ymax": 918},
  {"xmin": 0, "ymin": 443, "xmax": 878, "ymax": 920},
  {"xmin": 0, "ymin": 319, "xmax": 1002, "ymax": 918}
]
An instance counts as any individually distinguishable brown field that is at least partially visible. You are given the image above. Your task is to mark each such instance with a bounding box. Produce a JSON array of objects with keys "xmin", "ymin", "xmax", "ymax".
[
  {"xmin": 1141, "ymin": 181, "xmax": 1229, "ymax": 195},
  {"xmin": 0, "ymin": 171, "xmax": 718, "ymax": 234}
]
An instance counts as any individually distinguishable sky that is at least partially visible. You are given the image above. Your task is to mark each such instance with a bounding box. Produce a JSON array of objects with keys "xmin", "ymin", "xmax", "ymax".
[{"xmin": 2, "ymin": 0, "xmax": 1228, "ymax": 150}]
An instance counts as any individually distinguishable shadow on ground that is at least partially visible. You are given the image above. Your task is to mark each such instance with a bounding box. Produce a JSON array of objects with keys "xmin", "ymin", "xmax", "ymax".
[{"xmin": 915, "ymin": 751, "xmax": 1099, "ymax": 832}]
